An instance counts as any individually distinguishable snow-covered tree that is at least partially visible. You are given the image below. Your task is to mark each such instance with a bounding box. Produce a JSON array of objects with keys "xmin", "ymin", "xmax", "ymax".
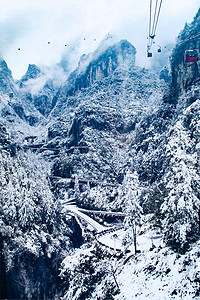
[
  {"xmin": 74, "ymin": 174, "xmax": 80, "ymax": 200},
  {"xmin": 162, "ymin": 122, "xmax": 200, "ymax": 251},
  {"xmin": 122, "ymin": 170, "xmax": 143, "ymax": 221},
  {"xmin": 120, "ymin": 170, "xmax": 143, "ymax": 253}
]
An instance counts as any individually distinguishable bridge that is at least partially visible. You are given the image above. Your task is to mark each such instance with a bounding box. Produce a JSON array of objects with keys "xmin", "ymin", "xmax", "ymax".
[
  {"xmin": 61, "ymin": 200, "xmax": 130, "ymax": 252},
  {"xmin": 50, "ymin": 176, "xmax": 115, "ymax": 186}
]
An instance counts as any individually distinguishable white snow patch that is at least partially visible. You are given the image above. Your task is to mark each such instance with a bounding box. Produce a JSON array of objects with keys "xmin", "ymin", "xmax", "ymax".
[{"xmin": 114, "ymin": 241, "xmax": 200, "ymax": 300}]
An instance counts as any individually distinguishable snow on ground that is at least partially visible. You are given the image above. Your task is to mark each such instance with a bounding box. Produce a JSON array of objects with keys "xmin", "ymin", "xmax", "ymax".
[
  {"xmin": 97, "ymin": 223, "xmax": 163, "ymax": 253},
  {"xmin": 97, "ymin": 229, "xmax": 128, "ymax": 252},
  {"xmin": 60, "ymin": 204, "xmax": 200, "ymax": 299},
  {"xmin": 114, "ymin": 239, "xmax": 200, "ymax": 300}
]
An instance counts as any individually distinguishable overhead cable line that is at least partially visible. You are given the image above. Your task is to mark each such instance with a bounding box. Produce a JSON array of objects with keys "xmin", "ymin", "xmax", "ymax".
[
  {"xmin": 147, "ymin": 0, "xmax": 163, "ymax": 52},
  {"xmin": 149, "ymin": 0, "xmax": 152, "ymax": 40},
  {"xmin": 153, "ymin": 0, "xmax": 163, "ymax": 39},
  {"xmin": 150, "ymin": 0, "xmax": 158, "ymax": 40},
  {"xmin": 179, "ymin": 32, "xmax": 200, "ymax": 46}
]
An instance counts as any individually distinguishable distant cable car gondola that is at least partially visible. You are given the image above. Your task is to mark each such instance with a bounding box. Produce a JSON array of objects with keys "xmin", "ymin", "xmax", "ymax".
[
  {"xmin": 147, "ymin": 51, "xmax": 152, "ymax": 58},
  {"xmin": 185, "ymin": 49, "xmax": 198, "ymax": 63},
  {"xmin": 157, "ymin": 46, "xmax": 161, "ymax": 53}
]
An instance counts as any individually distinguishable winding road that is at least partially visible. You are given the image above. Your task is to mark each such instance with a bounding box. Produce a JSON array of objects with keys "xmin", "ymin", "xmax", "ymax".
[{"xmin": 62, "ymin": 202, "xmax": 128, "ymax": 251}]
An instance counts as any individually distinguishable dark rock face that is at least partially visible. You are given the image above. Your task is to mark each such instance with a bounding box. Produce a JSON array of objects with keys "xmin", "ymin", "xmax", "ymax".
[
  {"xmin": 6, "ymin": 252, "xmax": 64, "ymax": 300},
  {"xmin": 32, "ymin": 79, "xmax": 56, "ymax": 116},
  {"xmin": 159, "ymin": 67, "xmax": 171, "ymax": 83},
  {"xmin": 0, "ymin": 123, "xmax": 9, "ymax": 145}
]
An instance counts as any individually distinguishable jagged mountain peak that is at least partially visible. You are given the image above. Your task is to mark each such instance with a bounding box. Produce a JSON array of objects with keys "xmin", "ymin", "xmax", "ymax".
[
  {"xmin": 0, "ymin": 60, "xmax": 12, "ymax": 74},
  {"xmin": 77, "ymin": 38, "xmax": 136, "ymax": 72},
  {"xmin": 92, "ymin": 38, "xmax": 136, "ymax": 63},
  {"xmin": 19, "ymin": 64, "xmax": 42, "ymax": 88},
  {"xmin": 56, "ymin": 39, "xmax": 136, "ymax": 98},
  {"xmin": 16, "ymin": 63, "xmax": 69, "ymax": 118},
  {"xmin": 0, "ymin": 59, "xmax": 16, "ymax": 95},
  {"xmin": 24, "ymin": 63, "xmax": 41, "ymax": 79}
]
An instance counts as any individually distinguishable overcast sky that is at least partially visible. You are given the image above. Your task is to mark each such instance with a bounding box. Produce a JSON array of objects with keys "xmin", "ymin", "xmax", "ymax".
[{"xmin": 0, "ymin": 0, "xmax": 199, "ymax": 79}]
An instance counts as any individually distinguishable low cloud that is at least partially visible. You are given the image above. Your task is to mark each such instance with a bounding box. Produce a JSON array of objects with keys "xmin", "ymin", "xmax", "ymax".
[{"xmin": 0, "ymin": 0, "xmax": 199, "ymax": 78}]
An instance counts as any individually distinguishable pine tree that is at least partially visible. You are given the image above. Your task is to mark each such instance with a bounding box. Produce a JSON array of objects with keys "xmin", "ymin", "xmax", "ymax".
[
  {"xmin": 121, "ymin": 170, "xmax": 143, "ymax": 253},
  {"xmin": 162, "ymin": 122, "xmax": 200, "ymax": 251}
]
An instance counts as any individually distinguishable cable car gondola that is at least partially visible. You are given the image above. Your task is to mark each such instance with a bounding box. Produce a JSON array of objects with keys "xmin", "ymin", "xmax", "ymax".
[
  {"xmin": 185, "ymin": 49, "xmax": 198, "ymax": 63},
  {"xmin": 147, "ymin": 44, "xmax": 152, "ymax": 57}
]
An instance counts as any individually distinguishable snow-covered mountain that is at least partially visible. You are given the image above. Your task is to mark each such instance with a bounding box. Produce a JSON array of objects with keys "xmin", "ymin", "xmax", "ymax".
[{"xmin": 0, "ymin": 8, "xmax": 200, "ymax": 299}]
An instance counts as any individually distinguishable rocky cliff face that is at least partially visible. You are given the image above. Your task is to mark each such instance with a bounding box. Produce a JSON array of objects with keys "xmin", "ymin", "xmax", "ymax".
[
  {"xmin": 54, "ymin": 39, "xmax": 136, "ymax": 101},
  {"xmin": 0, "ymin": 60, "xmax": 17, "ymax": 95},
  {"xmin": 17, "ymin": 63, "xmax": 68, "ymax": 117}
]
